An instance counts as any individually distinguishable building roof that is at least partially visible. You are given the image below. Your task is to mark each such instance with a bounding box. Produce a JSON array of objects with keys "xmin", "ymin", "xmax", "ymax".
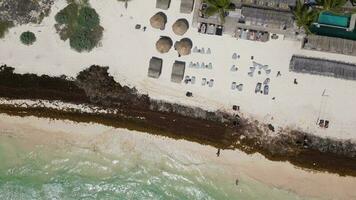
[
  {"xmin": 289, "ymin": 55, "xmax": 356, "ymax": 81},
  {"xmin": 232, "ymin": 0, "xmax": 296, "ymax": 8},
  {"xmin": 156, "ymin": 0, "xmax": 171, "ymax": 10},
  {"xmin": 171, "ymin": 61, "xmax": 186, "ymax": 83},
  {"xmin": 180, "ymin": 0, "xmax": 195, "ymax": 14},
  {"xmin": 303, "ymin": 35, "xmax": 356, "ymax": 56},
  {"xmin": 148, "ymin": 57, "xmax": 163, "ymax": 78},
  {"xmin": 241, "ymin": 6, "xmax": 294, "ymax": 29}
]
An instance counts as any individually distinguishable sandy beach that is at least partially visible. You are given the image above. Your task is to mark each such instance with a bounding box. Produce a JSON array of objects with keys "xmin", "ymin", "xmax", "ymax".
[
  {"xmin": 0, "ymin": 114, "xmax": 355, "ymax": 199},
  {"xmin": 0, "ymin": 0, "xmax": 356, "ymax": 141}
]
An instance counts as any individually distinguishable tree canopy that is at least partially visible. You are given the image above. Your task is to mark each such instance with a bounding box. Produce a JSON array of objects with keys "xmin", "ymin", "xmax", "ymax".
[{"xmin": 20, "ymin": 31, "xmax": 36, "ymax": 45}]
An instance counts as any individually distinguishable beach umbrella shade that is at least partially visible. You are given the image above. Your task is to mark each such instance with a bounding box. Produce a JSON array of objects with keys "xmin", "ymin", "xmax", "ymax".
[
  {"xmin": 155, "ymin": 36, "xmax": 173, "ymax": 53},
  {"xmin": 150, "ymin": 12, "xmax": 167, "ymax": 30},
  {"xmin": 172, "ymin": 18, "xmax": 189, "ymax": 36},
  {"xmin": 174, "ymin": 38, "xmax": 193, "ymax": 56}
]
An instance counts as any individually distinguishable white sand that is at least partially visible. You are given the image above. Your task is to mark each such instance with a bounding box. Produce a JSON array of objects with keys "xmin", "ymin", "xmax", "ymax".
[
  {"xmin": 0, "ymin": 113, "xmax": 355, "ymax": 200},
  {"xmin": 0, "ymin": 0, "xmax": 356, "ymax": 140}
]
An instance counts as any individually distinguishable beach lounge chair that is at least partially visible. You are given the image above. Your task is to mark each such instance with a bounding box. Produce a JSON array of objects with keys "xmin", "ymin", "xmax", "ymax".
[
  {"xmin": 196, "ymin": 62, "xmax": 200, "ymax": 68},
  {"xmin": 208, "ymin": 63, "xmax": 213, "ymax": 69},
  {"xmin": 230, "ymin": 65, "xmax": 238, "ymax": 72},
  {"xmin": 232, "ymin": 53, "xmax": 238, "ymax": 59},
  {"xmin": 237, "ymin": 84, "xmax": 243, "ymax": 91},
  {"xmin": 209, "ymin": 79, "xmax": 214, "ymax": 87},
  {"xmin": 248, "ymin": 71, "xmax": 254, "ymax": 77},
  {"xmin": 193, "ymin": 46, "xmax": 198, "ymax": 53},
  {"xmin": 231, "ymin": 82, "xmax": 237, "ymax": 90},
  {"xmin": 250, "ymin": 67, "xmax": 256, "ymax": 72},
  {"xmin": 263, "ymin": 85, "xmax": 269, "ymax": 95},
  {"xmin": 207, "ymin": 48, "xmax": 211, "ymax": 54},
  {"xmin": 263, "ymin": 78, "xmax": 270, "ymax": 85},
  {"xmin": 255, "ymin": 82, "xmax": 262, "ymax": 93},
  {"xmin": 191, "ymin": 76, "xmax": 196, "ymax": 84},
  {"xmin": 201, "ymin": 78, "xmax": 207, "ymax": 86},
  {"xmin": 201, "ymin": 48, "xmax": 205, "ymax": 54},
  {"xmin": 265, "ymin": 69, "xmax": 271, "ymax": 75},
  {"xmin": 189, "ymin": 62, "xmax": 193, "ymax": 68},
  {"xmin": 201, "ymin": 62, "xmax": 205, "ymax": 68}
]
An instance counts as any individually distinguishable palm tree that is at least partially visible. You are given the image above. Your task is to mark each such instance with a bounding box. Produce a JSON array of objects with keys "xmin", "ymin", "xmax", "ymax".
[
  {"xmin": 316, "ymin": 0, "xmax": 347, "ymax": 12},
  {"xmin": 294, "ymin": 0, "xmax": 317, "ymax": 34},
  {"xmin": 203, "ymin": 0, "xmax": 234, "ymax": 24}
]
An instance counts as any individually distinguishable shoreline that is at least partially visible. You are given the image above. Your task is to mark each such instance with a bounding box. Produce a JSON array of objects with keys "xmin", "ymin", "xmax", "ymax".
[
  {"xmin": 0, "ymin": 65, "xmax": 355, "ymax": 177},
  {"xmin": 1, "ymin": 113, "xmax": 356, "ymax": 200}
]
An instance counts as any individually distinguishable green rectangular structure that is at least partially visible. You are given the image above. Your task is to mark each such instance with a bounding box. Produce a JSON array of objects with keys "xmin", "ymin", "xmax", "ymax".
[{"xmin": 318, "ymin": 12, "xmax": 349, "ymax": 28}]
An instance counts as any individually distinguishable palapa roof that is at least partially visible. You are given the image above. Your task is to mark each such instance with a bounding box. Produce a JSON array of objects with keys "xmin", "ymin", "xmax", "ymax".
[
  {"xmin": 156, "ymin": 36, "xmax": 173, "ymax": 53},
  {"xmin": 289, "ymin": 55, "xmax": 356, "ymax": 81},
  {"xmin": 156, "ymin": 0, "xmax": 171, "ymax": 10},
  {"xmin": 148, "ymin": 57, "xmax": 163, "ymax": 78},
  {"xmin": 171, "ymin": 61, "xmax": 186, "ymax": 83},
  {"xmin": 180, "ymin": 0, "xmax": 195, "ymax": 14},
  {"xmin": 174, "ymin": 38, "xmax": 193, "ymax": 56},
  {"xmin": 150, "ymin": 12, "xmax": 167, "ymax": 30},
  {"xmin": 172, "ymin": 19, "xmax": 189, "ymax": 36},
  {"xmin": 231, "ymin": 0, "xmax": 296, "ymax": 7}
]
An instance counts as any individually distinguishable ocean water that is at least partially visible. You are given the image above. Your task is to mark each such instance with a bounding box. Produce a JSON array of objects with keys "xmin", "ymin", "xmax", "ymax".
[{"xmin": 0, "ymin": 120, "xmax": 310, "ymax": 200}]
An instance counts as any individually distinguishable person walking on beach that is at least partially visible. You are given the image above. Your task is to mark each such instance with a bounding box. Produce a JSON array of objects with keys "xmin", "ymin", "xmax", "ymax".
[{"xmin": 216, "ymin": 148, "xmax": 220, "ymax": 157}]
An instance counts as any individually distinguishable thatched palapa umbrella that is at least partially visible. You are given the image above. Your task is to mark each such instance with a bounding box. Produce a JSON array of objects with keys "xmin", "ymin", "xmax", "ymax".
[
  {"xmin": 150, "ymin": 12, "xmax": 167, "ymax": 30},
  {"xmin": 156, "ymin": 36, "xmax": 173, "ymax": 53},
  {"xmin": 172, "ymin": 18, "xmax": 189, "ymax": 36},
  {"xmin": 174, "ymin": 38, "xmax": 193, "ymax": 56}
]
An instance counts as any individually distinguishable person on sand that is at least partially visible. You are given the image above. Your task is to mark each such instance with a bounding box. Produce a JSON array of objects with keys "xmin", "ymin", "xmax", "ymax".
[{"xmin": 216, "ymin": 148, "xmax": 220, "ymax": 157}]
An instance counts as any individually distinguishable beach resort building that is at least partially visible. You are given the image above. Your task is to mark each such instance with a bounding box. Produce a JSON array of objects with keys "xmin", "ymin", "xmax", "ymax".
[
  {"xmin": 289, "ymin": 55, "xmax": 356, "ymax": 81},
  {"xmin": 192, "ymin": 0, "xmax": 298, "ymax": 41},
  {"xmin": 303, "ymin": 11, "xmax": 356, "ymax": 56}
]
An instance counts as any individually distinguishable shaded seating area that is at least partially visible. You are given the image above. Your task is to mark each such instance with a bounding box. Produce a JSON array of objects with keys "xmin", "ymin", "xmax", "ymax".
[
  {"xmin": 150, "ymin": 12, "xmax": 167, "ymax": 30},
  {"xmin": 289, "ymin": 55, "xmax": 356, "ymax": 81},
  {"xmin": 156, "ymin": 36, "xmax": 173, "ymax": 53},
  {"xmin": 180, "ymin": 0, "xmax": 195, "ymax": 14},
  {"xmin": 171, "ymin": 61, "xmax": 186, "ymax": 83},
  {"xmin": 156, "ymin": 0, "xmax": 171, "ymax": 10},
  {"xmin": 172, "ymin": 19, "xmax": 189, "ymax": 36},
  {"xmin": 148, "ymin": 57, "xmax": 163, "ymax": 79},
  {"xmin": 174, "ymin": 38, "xmax": 193, "ymax": 56}
]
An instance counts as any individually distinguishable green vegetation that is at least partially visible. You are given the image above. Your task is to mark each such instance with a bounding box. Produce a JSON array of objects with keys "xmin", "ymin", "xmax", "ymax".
[
  {"xmin": 0, "ymin": 21, "xmax": 14, "ymax": 39},
  {"xmin": 316, "ymin": 0, "xmax": 347, "ymax": 12},
  {"xmin": 20, "ymin": 31, "xmax": 36, "ymax": 45},
  {"xmin": 203, "ymin": 0, "xmax": 234, "ymax": 24},
  {"xmin": 54, "ymin": 2, "xmax": 103, "ymax": 52},
  {"xmin": 294, "ymin": 0, "xmax": 317, "ymax": 34},
  {"xmin": 293, "ymin": 0, "xmax": 351, "ymax": 34}
]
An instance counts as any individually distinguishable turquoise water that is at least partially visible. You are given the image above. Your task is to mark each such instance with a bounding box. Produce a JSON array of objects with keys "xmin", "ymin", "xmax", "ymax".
[
  {"xmin": 0, "ymin": 126, "xmax": 308, "ymax": 200},
  {"xmin": 318, "ymin": 12, "xmax": 349, "ymax": 28}
]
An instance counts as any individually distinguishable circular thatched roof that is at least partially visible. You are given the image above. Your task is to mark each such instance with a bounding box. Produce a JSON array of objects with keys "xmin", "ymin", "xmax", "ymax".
[
  {"xmin": 174, "ymin": 38, "xmax": 193, "ymax": 56},
  {"xmin": 172, "ymin": 18, "xmax": 189, "ymax": 36},
  {"xmin": 156, "ymin": 36, "xmax": 173, "ymax": 53},
  {"xmin": 150, "ymin": 12, "xmax": 167, "ymax": 30}
]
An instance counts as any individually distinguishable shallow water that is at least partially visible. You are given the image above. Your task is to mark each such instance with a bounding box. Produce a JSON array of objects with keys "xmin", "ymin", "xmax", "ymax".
[{"xmin": 0, "ymin": 117, "xmax": 329, "ymax": 199}]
